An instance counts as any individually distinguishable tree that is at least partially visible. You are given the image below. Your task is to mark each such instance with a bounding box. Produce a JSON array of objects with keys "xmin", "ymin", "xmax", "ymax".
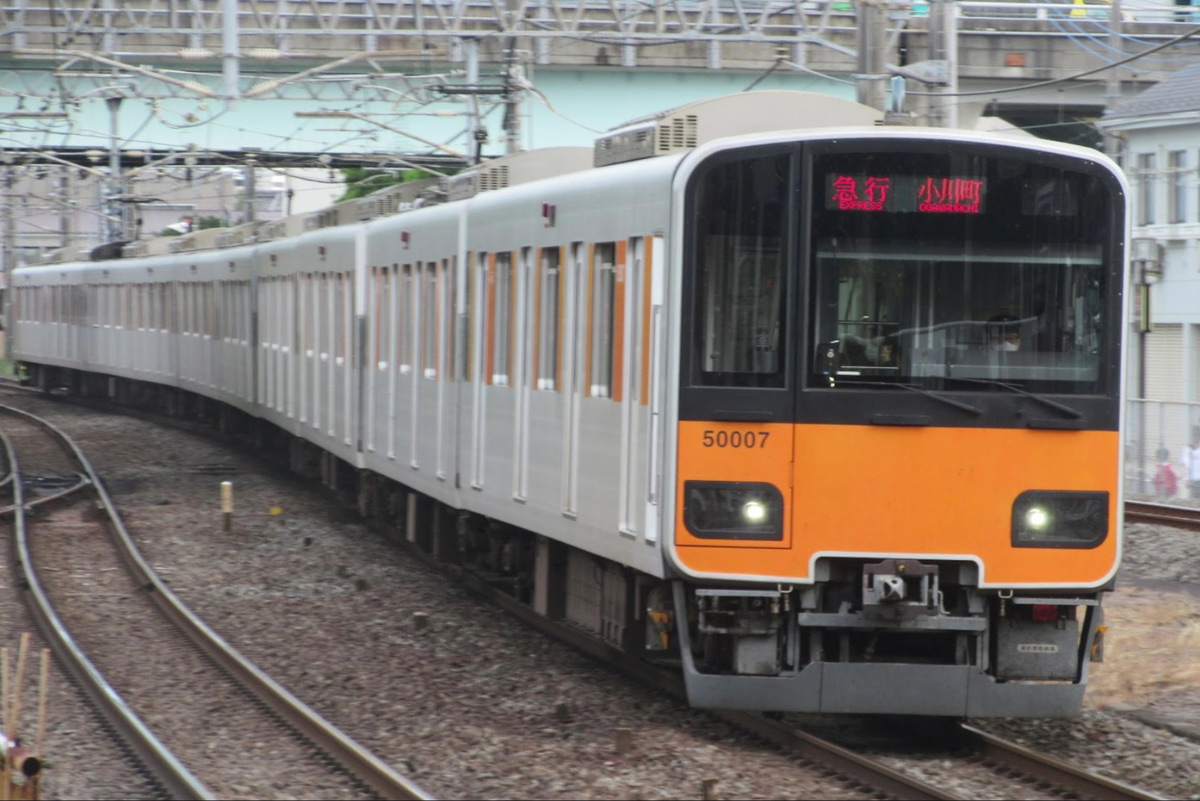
[{"xmin": 336, "ymin": 167, "xmax": 449, "ymax": 202}]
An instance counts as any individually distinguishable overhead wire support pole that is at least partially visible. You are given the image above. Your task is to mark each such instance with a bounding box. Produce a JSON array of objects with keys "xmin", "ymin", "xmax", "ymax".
[
  {"xmin": 105, "ymin": 95, "xmax": 125, "ymax": 242},
  {"xmin": 2, "ymin": 154, "xmax": 13, "ymax": 362},
  {"xmin": 223, "ymin": 0, "xmax": 241, "ymax": 109},
  {"xmin": 855, "ymin": 0, "xmax": 889, "ymax": 112},
  {"xmin": 465, "ymin": 38, "xmax": 483, "ymax": 165},
  {"xmin": 928, "ymin": 0, "xmax": 959, "ymax": 128},
  {"xmin": 1104, "ymin": 0, "xmax": 1123, "ymax": 159}
]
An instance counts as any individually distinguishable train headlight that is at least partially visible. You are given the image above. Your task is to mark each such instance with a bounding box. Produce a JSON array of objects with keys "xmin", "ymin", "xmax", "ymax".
[
  {"xmin": 1025, "ymin": 507, "xmax": 1049, "ymax": 530},
  {"xmin": 1011, "ymin": 491, "xmax": 1108, "ymax": 548},
  {"xmin": 742, "ymin": 499, "xmax": 768, "ymax": 524},
  {"xmin": 684, "ymin": 481, "xmax": 784, "ymax": 541}
]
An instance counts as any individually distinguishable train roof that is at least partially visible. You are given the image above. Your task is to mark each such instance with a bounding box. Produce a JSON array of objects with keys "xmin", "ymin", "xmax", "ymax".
[
  {"xmin": 21, "ymin": 91, "xmax": 1122, "ymax": 271},
  {"xmin": 595, "ymin": 90, "xmax": 883, "ymax": 167}
]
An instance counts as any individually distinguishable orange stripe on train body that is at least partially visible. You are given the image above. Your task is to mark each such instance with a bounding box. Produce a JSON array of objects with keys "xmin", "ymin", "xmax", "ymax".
[{"xmin": 673, "ymin": 421, "xmax": 1120, "ymax": 587}]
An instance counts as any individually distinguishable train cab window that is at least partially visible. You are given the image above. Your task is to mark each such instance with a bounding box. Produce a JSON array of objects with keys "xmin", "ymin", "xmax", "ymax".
[
  {"xmin": 807, "ymin": 148, "xmax": 1113, "ymax": 395},
  {"xmin": 538, "ymin": 247, "xmax": 561, "ymax": 391},
  {"xmin": 688, "ymin": 152, "xmax": 789, "ymax": 388}
]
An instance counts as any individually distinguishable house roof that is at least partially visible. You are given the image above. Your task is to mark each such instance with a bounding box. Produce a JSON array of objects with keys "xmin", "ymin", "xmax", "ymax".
[{"xmin": 1103, "ymin": 60, "xmax": 1200, "ymax": 121}]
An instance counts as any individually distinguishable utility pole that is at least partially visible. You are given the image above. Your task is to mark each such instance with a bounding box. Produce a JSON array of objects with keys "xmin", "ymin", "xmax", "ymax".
[
  {"xmin": 1104, "ymin": 0, "xmax": 1124, "ymax": 159},
  {"xmin": 855, "ymin": 0, "xmax": 889, "ymax": 112},
  {"xmin": 106, "ymin": 95, "xmax": 126, "ymax": 242},
  {"xmin": 222, "ymin": 0, "xmax": 241, "ymax": 110},
  {"xmin": 59, "ymin": 167, "xmax": 72, "ymax": 253},
  {"xmin": 243, "ymin": 149, "xmax": 259, "ymax": 224},
  {"xmin": 2, "ymin": 157, "xmax": 13, "ymax": 362},
  {"xmin": 927, "ymin": 0, "xmax": 959, "ymax": 128},
  {"xmin": 465, "ymin": 38, "xmax": 484, "ymax": 164}
]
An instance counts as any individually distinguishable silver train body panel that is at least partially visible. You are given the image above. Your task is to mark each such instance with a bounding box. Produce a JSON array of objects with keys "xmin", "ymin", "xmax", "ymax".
[{"xmin": 11, "ymin": 150, "xmax": 683, "ymax": 580}]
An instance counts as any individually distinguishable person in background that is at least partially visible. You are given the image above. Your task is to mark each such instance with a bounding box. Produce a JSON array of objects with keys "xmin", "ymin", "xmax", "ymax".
[
  {"xmin": 1181, "ymin": 438, "xmax": 1200, "ymax": 499},
  {"xmin": 877, "ymin": 337, "xmax": 899, "ymax": 367},
  {"xmin": 1154, "ymin": 446, "xmax": 1178, "ymax": 500},
  {"xmin": 987, "ymin": 314, "xmax": 1021, "ymax": 352}
]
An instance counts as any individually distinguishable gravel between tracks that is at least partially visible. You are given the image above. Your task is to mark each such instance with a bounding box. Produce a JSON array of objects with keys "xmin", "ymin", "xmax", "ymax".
[{"xmin": 3, "ymin": 393, "xmax": 1200, "ymax": 800}]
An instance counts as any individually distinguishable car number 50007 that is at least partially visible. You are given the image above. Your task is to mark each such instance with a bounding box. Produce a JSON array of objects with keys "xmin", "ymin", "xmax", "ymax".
[{"xmin": 701, "ymin": 430, "xmax": 769, "ymax": 448}]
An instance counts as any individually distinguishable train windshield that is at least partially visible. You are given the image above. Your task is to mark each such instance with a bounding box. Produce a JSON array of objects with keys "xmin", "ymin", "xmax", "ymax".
[{"xmin": 807, "ymin": 147, "xmax": 1113, "ymax": 395}]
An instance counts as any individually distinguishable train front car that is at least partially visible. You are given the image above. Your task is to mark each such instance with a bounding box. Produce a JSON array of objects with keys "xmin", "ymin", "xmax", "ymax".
[{"xmin": 666, "ymin": 131, "xmax": 1127, "ymax": 717}]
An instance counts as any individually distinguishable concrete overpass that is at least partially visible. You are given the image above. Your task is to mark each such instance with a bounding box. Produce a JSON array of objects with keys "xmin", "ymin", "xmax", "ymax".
[{"xmin": 1, "ymin": 0, "xmax": 1198, "ymax": 163}]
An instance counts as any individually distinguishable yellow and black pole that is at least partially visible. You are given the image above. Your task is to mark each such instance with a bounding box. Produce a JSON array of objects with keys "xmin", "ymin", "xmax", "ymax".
[{"xmin": 221, "ymin": 480, "xmax": 233, "ymax": 532}]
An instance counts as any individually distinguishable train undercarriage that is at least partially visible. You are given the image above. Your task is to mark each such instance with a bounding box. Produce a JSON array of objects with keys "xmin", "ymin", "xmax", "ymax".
[{"xmin": 663, "ymin": 559, "xmax": 1107, "ymax": 717}]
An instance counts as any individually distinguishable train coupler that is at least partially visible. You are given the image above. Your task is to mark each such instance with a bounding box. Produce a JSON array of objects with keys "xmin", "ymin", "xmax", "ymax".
[{"xmin": 861, "ymin": 559, "xmax": 943, "ymax": 620}]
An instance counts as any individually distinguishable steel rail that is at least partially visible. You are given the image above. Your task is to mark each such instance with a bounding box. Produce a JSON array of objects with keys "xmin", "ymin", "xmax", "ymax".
[
  {"xmin": 441, "ymin": 561, "xmax": 958, "ymax": 801},
  {"xmin": 438, "ymin": 551, "xmax": 1169, "ymax": 801},
  {"xmin": 959, "ymin": 724, "xmax": 1165, "ymax": 801},
  {"xmin": 1124, "ymin": 500, "xmax": 1200, "ymax": 532},
  {"xmin": 0, "ymin": 401, "xmax": 432, "ymax": 801},
  {"xmin": 0, "ymin": 473, "xmax": 91, "ymax": 515},
  {"xmin": 0, "ymin": 404, "xmax": 214, "ymax": 801}
]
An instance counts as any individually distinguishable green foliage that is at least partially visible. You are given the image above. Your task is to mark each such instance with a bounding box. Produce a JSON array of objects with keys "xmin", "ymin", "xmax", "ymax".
[{"xmin": 336, "ymin": 168, "xmax": 436, "ymax": 202}]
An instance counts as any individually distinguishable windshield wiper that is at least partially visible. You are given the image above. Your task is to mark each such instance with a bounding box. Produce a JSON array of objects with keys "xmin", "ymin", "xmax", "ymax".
[
  {"xmin": 944, "ymin": 377, "xmax": 1083, "ymax": 419},
  {"xmin": 833, "ymin": 379, "xmax": 982, "ymax": 416}
]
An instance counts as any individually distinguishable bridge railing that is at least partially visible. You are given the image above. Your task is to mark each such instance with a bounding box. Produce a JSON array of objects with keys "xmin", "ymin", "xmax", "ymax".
[{"xmin": 3, "ymin": 0, "xmax": 1198, "ymax": 45}]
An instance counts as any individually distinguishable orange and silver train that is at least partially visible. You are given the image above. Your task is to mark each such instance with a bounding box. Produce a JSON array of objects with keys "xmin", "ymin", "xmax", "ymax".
[{"xmin": 10, "ymin": 91, "xmax": 1128, "ymax": 717}]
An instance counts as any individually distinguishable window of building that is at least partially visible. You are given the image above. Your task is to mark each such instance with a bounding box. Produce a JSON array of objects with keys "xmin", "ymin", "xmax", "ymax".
[
  {"xmin": 1138, "ymin": 152, "xmax": 1157, "ymax": 226},
  {"xmin": 1170, "ymin": 150, "xmax": 1187, "ymax": 224}
]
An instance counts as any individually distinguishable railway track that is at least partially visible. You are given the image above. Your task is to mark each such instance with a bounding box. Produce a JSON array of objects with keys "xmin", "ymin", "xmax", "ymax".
[
  {"xmin": 955, "ymin": 724, "xmax": 1162, "ymax": 800},
  {"xmin": 416, "ymin": 549, "xmax": 1165, "ymax": 800},
  {"xmin": 0, "ymin": 402, "xmax": 430, "ymax": 801},
  {"xmin": 1124, "ymin": 500, "xmax": 1200, "ymax": 531}
]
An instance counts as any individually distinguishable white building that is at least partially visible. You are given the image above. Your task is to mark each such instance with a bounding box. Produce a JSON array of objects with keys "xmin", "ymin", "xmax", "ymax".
[
  {"xmin": 1097, "ymin": 60, "xmax": 1200, "ymax": 492},
  {"xmin": 6, "ymin": 165, "xmax": 340, "ymax": 269}
]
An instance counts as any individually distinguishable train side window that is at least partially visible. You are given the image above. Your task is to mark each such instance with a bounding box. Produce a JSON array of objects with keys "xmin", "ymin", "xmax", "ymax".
[
  {"xmin": 399, "ymin": 264, "xmax": 413, "ymax": 374},
  {"xmin": 373, "ymin": 267, "xmax": 386, "ymax": 369},
  {"xmin": 178, "ymin": 285, "xmax": 186, "ymax": 334},
  {"xmin": 464, "ymin": 252, "xmax": 476, "ymax": 382},
  {"xmin": 161, "ymin": 284, "xmax": 169, "ymax": 333},
  {"xmin": 475, "ymin": 252, "xmax": 490, "ymax": 385},
  {"xmin": 206, "ymin": 283, "xmax": 215, "ymax": 338},
  {"xmin": 445, "ymin": 257, "xmax": 455, "ymax": 381},
  {"xmin": 493, "ymin": 251, "xmax": 512, "ymax": 386},
  {"xmin": 190, "ymin": 283, "xmax": 198, "ymax": 336},
  {"xmin": 423, "ymin": 261, "xmax": 439, "ymax": 379},
  {"xmin": 337, "ymin": 272, "xmax": 348, "ymax": 364},
  {"xmin": 538, "ymin": 246, "xmax": 561, "ymax": 390},
  {"xmin": 590, "ymin": 242, "xmax": 616, "ymax": 398}
]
